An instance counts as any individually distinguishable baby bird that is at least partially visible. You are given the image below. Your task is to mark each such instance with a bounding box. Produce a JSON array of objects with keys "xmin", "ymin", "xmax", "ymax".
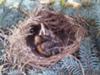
[
  {"xmin": 34, "ymin": 35, "xmax": 63, "ymax": 57},
  {"xmin": 34, "ymin": 35, "xmax": 43, "ymax": 46},
  {"xmin": 34, "ymin": 35, "xmax": 47, "ymax": 56}
]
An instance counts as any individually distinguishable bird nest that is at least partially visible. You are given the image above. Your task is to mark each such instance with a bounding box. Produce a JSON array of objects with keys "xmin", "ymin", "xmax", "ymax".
[{"xmin": 3, "ymin": 8, "xmax": 86, "ymax": 70}]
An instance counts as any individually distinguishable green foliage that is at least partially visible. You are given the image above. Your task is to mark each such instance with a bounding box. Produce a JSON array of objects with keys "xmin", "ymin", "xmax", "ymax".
[
  {"xmin": 0, "ymin": 6, "xmax": 23, "ymax": 27},
  {"xmin": 49, "ymin": 55, "xmax": 84, "ymax": 75},
  {"xmin": 0, "ymin": 0, "xmax": 6, "ymax": 6},
  {"xmin": 60, "ymin": 0, "xmax": 65, "ymax": 7},
  {"xmin": 7, "ymin": 70, "xmax": 24, "ymax": 75},
  {"xmin": 79, "ymin": 37, "xmax": 100, "ymax": 71}
]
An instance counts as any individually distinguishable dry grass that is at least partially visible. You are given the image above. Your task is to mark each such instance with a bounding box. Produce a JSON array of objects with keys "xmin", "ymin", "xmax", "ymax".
[{"xmin": 0, "ymin": 8, "xmax": 86, "ymax": 71}]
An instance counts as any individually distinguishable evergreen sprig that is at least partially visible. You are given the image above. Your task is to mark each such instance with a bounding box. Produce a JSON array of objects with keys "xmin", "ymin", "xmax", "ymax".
[{"xmin": 79, "ymin": 37, "xmax": 100, "ymax": 72}]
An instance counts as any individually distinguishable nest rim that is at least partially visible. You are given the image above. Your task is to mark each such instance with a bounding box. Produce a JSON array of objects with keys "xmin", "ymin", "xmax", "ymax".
[{"xmin": 4, "ymin": 9, "xmax": 86, "ymax": 69}]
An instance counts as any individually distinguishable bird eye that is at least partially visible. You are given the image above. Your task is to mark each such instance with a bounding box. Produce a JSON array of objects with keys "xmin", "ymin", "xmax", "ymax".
[{"xmin": 25, "ymin": 24, "xmax": 41, "ymax": 49}]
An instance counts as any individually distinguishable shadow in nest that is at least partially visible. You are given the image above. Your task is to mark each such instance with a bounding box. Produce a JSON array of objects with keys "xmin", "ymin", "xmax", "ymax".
[
  {"xmin": 26, "ymin": 24, "xmax": 64, "ymax": 57},
  {"xmin": 25, "ymin": 9, "xmax": 79, "ymax": 57}
]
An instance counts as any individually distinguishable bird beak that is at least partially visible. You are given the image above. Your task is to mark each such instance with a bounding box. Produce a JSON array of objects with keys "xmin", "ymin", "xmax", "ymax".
[{"xmin": 39, "ymin": 23, "xmax": 46, "ymax": 35}]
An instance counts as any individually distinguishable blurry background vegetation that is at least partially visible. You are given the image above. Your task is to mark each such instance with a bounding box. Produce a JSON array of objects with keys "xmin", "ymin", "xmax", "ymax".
[{"xmin": 0, "ymin": 0, "xmax": 100, "ymax": 75}]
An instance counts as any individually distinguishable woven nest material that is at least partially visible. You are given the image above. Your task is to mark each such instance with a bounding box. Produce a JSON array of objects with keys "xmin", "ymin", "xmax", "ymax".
[{"xmin": 4, "ymin": 8, "xmax": 86, "ymax": 70}]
